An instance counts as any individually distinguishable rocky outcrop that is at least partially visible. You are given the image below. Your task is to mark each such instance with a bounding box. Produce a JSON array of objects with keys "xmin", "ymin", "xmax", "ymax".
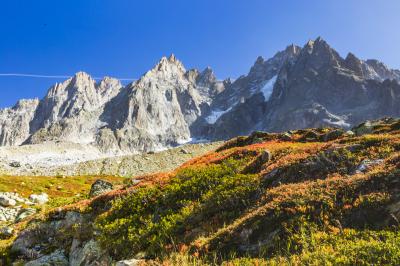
[
  {"xmin": 9, "ymin": 209, "xmax": 113, "ymax": 265},
  {"xmin": 0, "ymin": 38, "xmax": 399, "ymax": 152}
]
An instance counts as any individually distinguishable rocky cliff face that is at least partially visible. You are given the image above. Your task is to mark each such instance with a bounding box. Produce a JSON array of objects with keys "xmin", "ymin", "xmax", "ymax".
[
  {"xmin": 260, "ymin": 38, "xmax": 400, "ymax": 132},
  {"xmin": 0, "ymin": 38, "xmax": 399, "ymax": 153},
  {"xmin": 0, "ymin": 99, "xmax": 39, "ymax": 146},
  {"xmin": 95, "ymin": 55, "xmax": 216, "ymax": 153},
  {"xmin": 26, "ymin": 73, "xmax": 122, "ymax": 145}
]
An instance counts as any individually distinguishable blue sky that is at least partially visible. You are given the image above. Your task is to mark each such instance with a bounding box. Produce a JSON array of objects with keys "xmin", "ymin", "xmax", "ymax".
[{"xmin": 0, "ymin": 0, "xmax": 399, "ymax": 108}]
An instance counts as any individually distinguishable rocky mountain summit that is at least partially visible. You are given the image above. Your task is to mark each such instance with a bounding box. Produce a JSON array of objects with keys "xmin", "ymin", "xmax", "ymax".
[{"xmin": 1, "ymin": 38, "xmax": 399, "ymax": 153}]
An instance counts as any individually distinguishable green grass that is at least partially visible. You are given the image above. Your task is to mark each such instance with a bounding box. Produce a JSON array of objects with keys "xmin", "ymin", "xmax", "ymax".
[{"xmin": 0, "ymin": 174, "xmax": 124, "ymax": 207}]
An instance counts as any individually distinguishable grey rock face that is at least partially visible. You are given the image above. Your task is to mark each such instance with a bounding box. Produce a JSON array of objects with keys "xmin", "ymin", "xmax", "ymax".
[
  {"xmin": 0, "ymin": 38, "xmax": 399, "ymax": 152},
  {"xmin": 27, "ymin": 72, "xmax": 123, "ymax": 145},
  {"xmin": 0, "ymin": 99, "xmax": 39, "ymax": 146},
  {"xmin": 202, "ymin": 37, "xmax": 400, "ymax": 138},
  {"xmin": 260, "ymin": 38, "xmax": 400, "ymax": 132}
]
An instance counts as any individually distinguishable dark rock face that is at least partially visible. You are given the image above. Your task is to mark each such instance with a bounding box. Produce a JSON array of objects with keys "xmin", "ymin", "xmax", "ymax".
[
  {"xmin": 0, "ymin": 38, "xmax": 399, "ymax": 151},
  {"xmin": 200, "ymin": 37, "xmax": 400, "ymax": 139}
]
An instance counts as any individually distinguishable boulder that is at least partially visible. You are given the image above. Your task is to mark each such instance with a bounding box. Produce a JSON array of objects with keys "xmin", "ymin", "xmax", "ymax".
[
  {"xmin": 355, "ymin": 159, "xmax": 384, "ymax": 174},
  {"xmin": 29, "ymin": 193, "xmax": 49, "ymax": 205},
  {"xmin": 69, "ymin": 239, "xmax": 111, "ymax": 266},
  {"xmin": 281, "ymin": 132, "xmax": 292, "ymax": 141},
  {"xmin": 260, "ymin": 150, "xmax": 271, "ymax": 163},
  {"xmin": 116, "ymin": 259, "xmax": 145, "ymax": 266},
  {"xmin": 0, "ymin": 213, "xmax": 6, "ymax": 222},
  {"xmin": 353, "ymin": 121, "xmax": 373, "ymax": 136},
  {"xmin": 0, "ymin": 195, "xmax": 16, "ymax": 207},
  {"xmin": 89, "ymin": 179, "xmax": 113, "ymax": 197},
  {"xmin": 24, "ymin": 249, "xmax": 68, "ymax": 266},
  {"xmin": 16, "ymin": 208, "xmax": 36, "ymax": 222},
  {"xmin": 180, "ymin": 148, "xmax": 190, "ymax": 154},
  {"xmin": 0, "ymin": 206, "xmax": 19, "ymax": 222},
  {"xmin": 301, "ymin": 130, "xmax": 319, "ymax": 142},
  {"xmin": 9, "ymin": 161, "xmax": 21, "ymax": 168},
  {"xmin": 323, "ymin": 129, "xmax": 345, "ymax": 141},
  {"xmin": 0, "ymin": 226, "xmax": 13, "ymax": 237}
]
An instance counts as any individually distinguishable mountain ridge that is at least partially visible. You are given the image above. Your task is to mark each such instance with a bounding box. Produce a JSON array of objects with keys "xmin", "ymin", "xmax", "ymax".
[{"xmin": 1, "ymin": 37, "xmax": 399, "ymax": 153}]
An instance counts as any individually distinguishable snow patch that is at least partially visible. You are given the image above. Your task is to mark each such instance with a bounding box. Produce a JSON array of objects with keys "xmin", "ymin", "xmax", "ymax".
[
  {"xmin": 260, "ymin": 75, "xmax": 277, "ymax": 101},
  {"xmin": 189, "ymin": 137, "xmax": 210, "ymax": 144},
  {"xmin": 205, "ymin": 107, "xmax": 232, "ymax": 124},
  {"xmin": 323, "ymin": 118, "xmax": 351, "ymax": 128}
]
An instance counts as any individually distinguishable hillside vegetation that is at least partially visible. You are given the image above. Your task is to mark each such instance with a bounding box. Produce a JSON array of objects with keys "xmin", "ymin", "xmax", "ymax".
[{"xmin": 4, "ymin": 118, "xmax": 400, "ymax": 265}]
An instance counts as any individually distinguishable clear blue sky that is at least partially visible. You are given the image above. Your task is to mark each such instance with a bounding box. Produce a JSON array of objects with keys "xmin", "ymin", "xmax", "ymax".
[{"xmin": 1, "ymin": 0, "xmax": 399, "ymax": 108}]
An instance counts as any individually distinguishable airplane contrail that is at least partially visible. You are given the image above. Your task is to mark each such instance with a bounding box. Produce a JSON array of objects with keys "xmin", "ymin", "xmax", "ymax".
[{"xmin": 0, "ymin": 73, "xmax": 137, "ymax": 81}]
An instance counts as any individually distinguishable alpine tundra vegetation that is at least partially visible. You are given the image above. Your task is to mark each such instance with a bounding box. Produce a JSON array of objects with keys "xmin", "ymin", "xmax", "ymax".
[{"xmin": 2, "ymin": 118, "xmax": 400, "ymax": 265}]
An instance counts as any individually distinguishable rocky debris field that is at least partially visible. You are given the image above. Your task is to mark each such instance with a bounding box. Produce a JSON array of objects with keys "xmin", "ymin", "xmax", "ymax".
[
  {"xmin": 0, "ymin": 192, "xmax": 48, "ymax": 225},
  {"xmin": 0, "ymin": 141, "xmax": 222, "ymax": 177}
]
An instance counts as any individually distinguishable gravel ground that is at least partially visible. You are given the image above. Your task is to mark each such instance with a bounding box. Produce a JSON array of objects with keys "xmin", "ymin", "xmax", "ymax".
[{"xmin": 0, "ymin": 141, "xmax": 223, "ymax": 177}]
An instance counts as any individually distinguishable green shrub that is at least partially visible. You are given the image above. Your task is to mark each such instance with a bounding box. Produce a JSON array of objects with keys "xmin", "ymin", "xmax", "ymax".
[{"xmin": 96, "ymin": 158, "xmax": 259, "ymax": 259}]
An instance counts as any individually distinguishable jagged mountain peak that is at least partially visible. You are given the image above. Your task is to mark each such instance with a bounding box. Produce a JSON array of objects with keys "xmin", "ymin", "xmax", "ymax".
[
  {"xmin": 284, "ymin": 43, "xmax": 300, "ymax": 55},
  {"xmin": 13, "ymin": 98, "xmax": 40, "ymax": 110},
  {"xmin": 303, "ymin": 37, "xmax": 331, "ymax": 52},
  {"xmin": 296, "ymin": 37, "xmax": 342, "ymax": 69},
  {"xmin": 364, "ymin": 59, "xmax": 400, "ymax": 81},
  {"xmin": 366, "ymin": 59, "xmax": 387, "ymax": 68},
  {"xmin": 345, "ymin": 52, "xmax": 361, "ymax": 62},
  {"xmin": 304, "ymin": 39, "xmax": 315, "ymax": 51},
  {"xmin": 311, "ymin": 37, "xmax": 334, "ymax": 52},
  {"xmin": 168, "ymin": 53, "xmax": 179, "ymax": 63},
  {"xmin": 156, "ymin": 54, "xmax": 186, "ymax": 71},
  {"xmin": 47, "ymin": 71, "xmax": 95, "ymax": 96},
  {"xmin": 344, "ymin": 52, "xmax": 364, "ymax": 76},
  {"xmin": 139, "ymin": 54, "xmax": 187, "ymax": 84},
  {"xmin": 196, "ymin": 66, "xmax": 217, "ymax": 86},
  {"xmin": 255, "ymin": 55, "xmax": 265, "ymax": 64},
  {"xmin": 247, "ymin": 44, "xmax": 300, "ymax": 81},
  {"xmin": 314, "ymin": 36, "xmax": 325, "ymax": 43},
  {"xmin": 72, "ymin": 71, "xmax": 92, "ymax": 79}
]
